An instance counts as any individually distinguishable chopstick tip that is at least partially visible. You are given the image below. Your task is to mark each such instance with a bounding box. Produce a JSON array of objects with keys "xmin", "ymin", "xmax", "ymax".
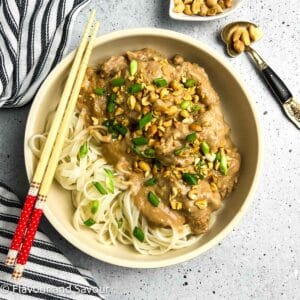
[
  {"xmin": 5, "ymin": 249, "xmax": 18, "ymax": 266},
  {"xmin": 12, "ymin": 264, "xmax": 24, "ymax": 280}
]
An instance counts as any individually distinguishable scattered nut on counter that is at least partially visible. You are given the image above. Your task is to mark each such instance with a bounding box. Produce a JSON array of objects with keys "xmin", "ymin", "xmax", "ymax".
[
  {"xmin": 174, "ymin": 0, "xmax": 233, "ymax": 17},
  {"xmin": 227, "ymin": 24, "xmax": 263, "ymax": 53}
]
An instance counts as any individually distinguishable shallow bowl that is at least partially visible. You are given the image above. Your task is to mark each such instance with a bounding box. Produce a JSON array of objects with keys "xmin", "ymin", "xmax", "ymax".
[{"xmin": 24, "ymin": 28, "xmax": 262, "ymax": 268}]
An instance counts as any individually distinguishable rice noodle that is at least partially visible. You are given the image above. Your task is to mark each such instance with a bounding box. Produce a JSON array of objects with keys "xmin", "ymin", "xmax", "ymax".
[{"xmin": 30, "ymin": 111, "xmax": 201, "ymax": 255}]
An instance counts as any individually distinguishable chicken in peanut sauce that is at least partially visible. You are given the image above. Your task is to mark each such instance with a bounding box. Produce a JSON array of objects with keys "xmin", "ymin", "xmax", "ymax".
[{"xmin": 77, "ymin": 48, "xmax": 240, "ymax": 235}]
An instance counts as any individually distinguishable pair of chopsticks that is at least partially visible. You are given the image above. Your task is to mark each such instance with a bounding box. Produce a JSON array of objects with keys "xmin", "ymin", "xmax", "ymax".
[{"xmin": 5, "ymin": 11, "xmax": 99, "ymax": 280}]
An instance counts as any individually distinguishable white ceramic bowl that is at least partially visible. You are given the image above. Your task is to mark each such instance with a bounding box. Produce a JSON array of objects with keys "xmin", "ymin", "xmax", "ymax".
[
  {"xmin": 169, "ymin": 0, "xmax": 243, "ymax": 21},
  {"xmin": 24, "ymin": 28, "xmax": 262, "ymax": 268}
]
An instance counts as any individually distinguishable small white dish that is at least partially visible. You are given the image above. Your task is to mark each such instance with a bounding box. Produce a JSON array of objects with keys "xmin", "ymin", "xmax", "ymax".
[{"xmin": 169, "ymin": 0, "xmax": 243, "ymax": 21}]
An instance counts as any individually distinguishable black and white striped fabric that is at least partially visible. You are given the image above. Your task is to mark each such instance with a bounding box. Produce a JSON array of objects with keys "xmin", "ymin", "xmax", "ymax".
[
  {"xmin": 0, "ymin": 183, "xmax": 104, "ymax": 300},
  {"xmin": 0, "ymin": 0, "xmax": 90, "ymax": 108}
]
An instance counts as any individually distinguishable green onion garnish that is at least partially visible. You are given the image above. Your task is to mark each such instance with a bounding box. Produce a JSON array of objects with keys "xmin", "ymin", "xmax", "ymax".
[
  {"xmin": 191, "ymin": 104, "xmax": 201, "ymax": 112},
  {"xmin": 174, "ymin": 147, "xmax": 187, "ymax": 156},
  {"xmin": 94, "ymin": 87, "xmax": 105, "ymax": 95},
  {"xmin": 102, "ymin": 119, "xmax": 114, "ymax": 128},
  {"xmin": 143, "ymin": 148, "xmax": 155, "ymax": 158},
  {"xmin": 130, "ymin": 60, "xmax": 138, "ymax": 76},
  {"xmin": 180, "ymin": 100, "xmax": 192, "ymax": 110},
  {"xmin": 147, "ymin": 191, "xmax": 160, "ymax": 207},
  {"xmin": 107, "ymin": 93, "xmax": 117, "ymax": 113},
  {"xmin": 132, "ymin": 136, "xmax": 148, "ymax": 146},
  {"xmin": 153, "ymin": 77, "xmax": 167, "ymax": 87},
  {"xmin": 145, "ymin": 178, "xmax": 157, "ymax": 186},
  {"xmin": 182, "ymin": 173, "xmax": 198, "ymax": 185},
  {"xmin": 138, "ymin": 112, "xmax": 153, "ymax": 129},
  {"xmin": 90, "ymin": 200, "xmax": 99, "ymax": 214},
  {"xmin": 184, "ymin": 79, "xmax": 196, "ymax": 88},
  {"xmin": 186, "ymin": 132, "xmax": 197, "ymax": 143},
  {"xmin": 200, "ymin": 141, "xmax": 210, "ymax": 155},
  {"xmin": 133, "ymin": 145, "xmax": 156, "ymax": 158},
  {"xmin": 113, "ymin": 123, "xmax": 127, "ymax": 137},
  {"xmin": 84, "ymin": 218, "xmax": 95, "ymax": 227},
  {"xmin": 111, "ymin": 77, "xmax": 125, "ymax": 87},
  {"xmin": 220, "ymin": 155, "xmax": 228, "ymax": 175},
  {"xmin": 117, "ymin": 218, "xmax": 123, "ymax": 228},
  {"xmin": 216, "ymin": 151, "xmax": 221, "ymax": 161},
  {"xmin": 107, "ymin": 101, "xmax": 116, "ymax": 113},
  {"xmin": 133, "ymin": 226, "xmax": 144, "ymax": 242},
  {"xmin": 93, "ymin": 182, "xmax": 108, "ymax": 195},
  {"xmin": 128, "ymin": 83, "xmax": 142, "ymax": 94},
  {"xmin": 79, "ymin": 142, "xmax": 88, "ymax": 159},
  {"xmin": 104, "ymin": 168, "xmax": 114, "ymax": 193}
]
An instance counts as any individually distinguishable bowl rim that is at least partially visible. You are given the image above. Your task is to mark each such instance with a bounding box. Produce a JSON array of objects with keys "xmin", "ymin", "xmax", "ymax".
[
  {"xmin": 169, "ymin": 0, "xmax": 243, "ymax": 21},
  {"xmin": 24, "ymin": 28, "xmax": 262, "ymax": 268}
]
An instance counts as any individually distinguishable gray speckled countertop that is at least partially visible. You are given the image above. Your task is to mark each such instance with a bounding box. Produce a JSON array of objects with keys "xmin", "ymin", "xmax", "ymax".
[{"xmin": 0, "ymin": 0, "xmax": 299, "ymax": 299}]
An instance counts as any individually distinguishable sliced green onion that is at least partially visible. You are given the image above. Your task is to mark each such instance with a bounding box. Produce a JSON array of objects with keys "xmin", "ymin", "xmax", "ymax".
[
  {"xmin": 90, "ymin": 200, "xmax": 99, "ymax": 214},
  {"xmin": 147, "ymin": 191, "xmax": 160, "ymax": 207},
  {"xmin": 138, "ymin": 112, "xmax": 152, "ymax": 129},
  {"xmin": 109, "ymin": 93, "xmax": 117, "ymax": 102},
  {"xmin": 130, "ymin": 60, "xmax": 138, "ymax": 76},
  {"xmin": 84, "ymin": 218, "xmax": 95, "ymax": 227},
  {"xmin": 182, "ymin": 173, "xmax": 198, "ymax": 185},
  {"xmin": 198, "ymin": 173, "xmax": 205, "ymax": 180},
  {"xmin": 132, "ymin": 145, "xmax": 142, "ymax": 156},
  {"xmin": 93, "ymin": 182, "xmax": 108, "ymax": 195},
  {"xmin": 184, "ymin": 78, "xmax": 196, "ymax": 88},
  {"xmin": 191, "ymin": 104, "xmax": 201, "ymax": 112},
  {"xmin": 104, "ymin": 168, "xmax": 114, "ymax": 193},
  {"xmin": 174, "ymin": 147, "xmax": 187, "ymax": 156},
  {"xmin": 111, "ymin": 77, "xmax": 125, "ymax": 87},
  {"xmin": 79, "ymin": 142, "xmax": 88, "ymax": 159},
  {"xmin": 143, "ymin": 148, "xmax": 155, "ymax": 158},
  {"xmin": 107, "ymin": 93, "xmax": 117, "ymax": 113},
  {"xmin": 153, "ymin": 77, "xmax": 167, "ymax": 87},
  {"xmin": 200, "ymin": 141, "xmax": 210, "ymax": 155},
  {"xmin": 186, "ymin": 132, "xmax": 197, "ymax": 143},
  {"xmin": 128, "ymin": 83, "xmax": 142, "ymax": 94},
  {"xmin": 180, "ymin": 100, "xmax": 192, "ymax": 110},
  {"xmin": 113, "ymin": 123, "xmax": 127, "ymax": 137},
  {"xmin": 107, "ymin": 101, "xmax": 116, "ymax": 113},
  {"xmin": 216, "ymin": 151, "xmax": 221, "ymax": 161},
  {"xmin": 220, "ymin": 155, "xmax": 228, "ymax": 175},
  {"xmin": 145, "ymin": 178, "xmax": 157, "ymax": 186},
  {"xmin": 94, "ymin": 87, "xmax": 105, "ymax": 95},
  {"xmin": 133, "ymin": 226, "xmax": 144, "ymax": 242},
  {"xmin": 132, "ymin": 136, "xmax": 148, "ymax": 146},
  {"xmin": 117, "ymin": 218, "xmax": 123, "ymax": 228},
  {"xmin": 102, "ymin": 119, "xmax": 114, "ymax": 128}
]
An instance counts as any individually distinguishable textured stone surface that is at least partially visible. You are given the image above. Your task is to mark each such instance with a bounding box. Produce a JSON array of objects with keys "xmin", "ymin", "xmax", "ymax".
[{"xmin": 0, "ymin": 0, "xmax": 299, "ymax": 299}]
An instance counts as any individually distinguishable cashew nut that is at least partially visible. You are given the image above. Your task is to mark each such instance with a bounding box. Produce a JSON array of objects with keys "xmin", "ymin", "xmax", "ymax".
[
  {"xmin": 174, "ymin": 0, "xmax": 185, "ymax": 13},
  {"xmin": 248, "ymin": 25, "xmax": 263, "ymax": 42},
  {"xmin": 233, "ymin": 40, "xmax": 245, "ymax": 53},
  {"xmin": 206, "ymin": 0, "xmax": 218, "ymax": 8},
  {"xmin": 199, "ymin": 3, "xmax": 208, "ymax": 16},
  {"xmin": 184, "ymin": 4, "xmax": 193, "ymax": 15},
  {"xmin": 241, "ymin": 30, "xmax": 251, "ymax": 46},
  {"xmin": 191, "ymin": 0, "xmax": 201, "ymax": 14},
  {"xmin": 224, "ymin": 0, "xmax": 233, "ymax": 7}
]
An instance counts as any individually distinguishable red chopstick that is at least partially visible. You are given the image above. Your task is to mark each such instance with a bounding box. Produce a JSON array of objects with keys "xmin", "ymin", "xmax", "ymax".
[
  {"xmin": 11, "ymin": 20, "xmax": 100, "ymax": 280},
  {"xmin": 5, "ymin": 183, "xmax": 39, "ymax": 266}
]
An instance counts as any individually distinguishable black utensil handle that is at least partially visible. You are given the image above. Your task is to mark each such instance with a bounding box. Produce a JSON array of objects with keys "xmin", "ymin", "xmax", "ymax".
[{"xmin": 262, "ymin": 66, "xmax": 293, "ymax": 104}]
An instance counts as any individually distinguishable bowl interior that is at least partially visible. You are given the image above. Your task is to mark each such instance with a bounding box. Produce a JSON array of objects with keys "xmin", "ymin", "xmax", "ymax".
[{"xmin": 24, "ymin": 29, "xmax": 260, "ymax": 268}]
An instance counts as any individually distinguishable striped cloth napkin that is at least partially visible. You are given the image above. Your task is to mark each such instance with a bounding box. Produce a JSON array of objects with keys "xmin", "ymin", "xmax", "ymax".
[
  {"xmin": 0, "ymin": 183, "xmax": 104, "ymax": 300},
  {"xmin": 0, "ymin": 0, "xmax": 89, "ymax": 108},
  {"xmin": 0, "ymin": 0, "xmax": 104, "ymax": 299}
]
